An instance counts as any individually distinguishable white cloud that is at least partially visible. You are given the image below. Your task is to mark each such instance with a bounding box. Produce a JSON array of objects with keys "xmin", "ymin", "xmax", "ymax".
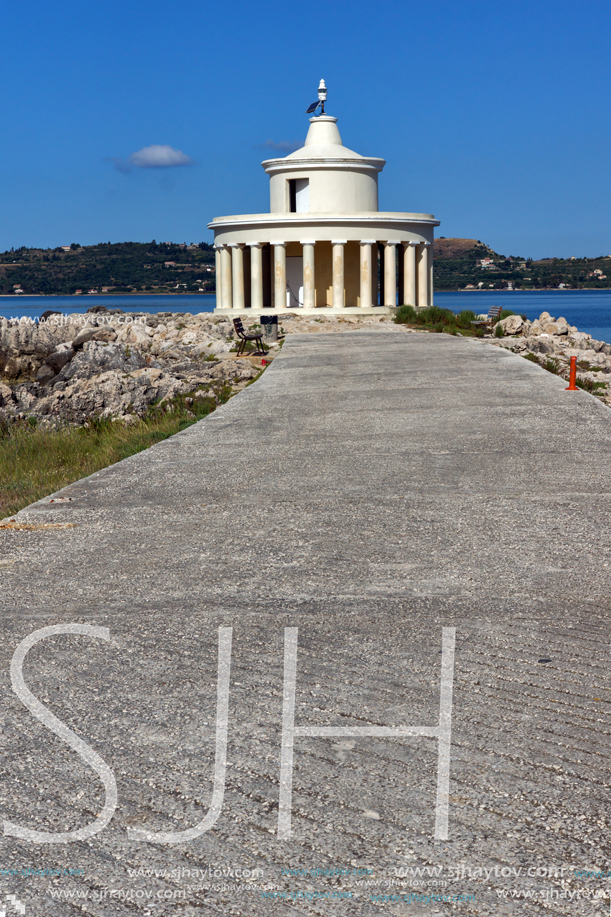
[
  {"xmin": 106, "ymin": 145, "xmax": 195, "ymax": 173},
  {"xmin": 129, "ymin": 144, "xmax": 195, "ymax": 168}
]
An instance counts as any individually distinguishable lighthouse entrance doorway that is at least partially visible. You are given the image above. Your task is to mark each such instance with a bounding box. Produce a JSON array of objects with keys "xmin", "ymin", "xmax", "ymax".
[{"xmin": 286, "ymin": 256, "xmax": 303, "ymax": 308}]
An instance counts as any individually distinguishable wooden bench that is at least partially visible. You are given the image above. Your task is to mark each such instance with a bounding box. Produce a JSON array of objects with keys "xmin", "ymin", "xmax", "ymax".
[
  {"xmin": 232, "ymin": 318, "xmax": 268, "ymax": 356},
  {"xmin": 471, "ymin": 305, "xmax": 502, "ymax": 329}
]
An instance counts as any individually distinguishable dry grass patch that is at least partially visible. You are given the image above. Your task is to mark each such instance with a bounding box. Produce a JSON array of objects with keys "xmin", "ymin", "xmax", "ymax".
[{"xmin": 0, "ymin": 388, "xmax": 229, "ymax": 518}]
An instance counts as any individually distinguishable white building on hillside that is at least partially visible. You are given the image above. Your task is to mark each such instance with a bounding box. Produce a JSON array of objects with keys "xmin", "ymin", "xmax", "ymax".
[{"xmin": 209, "ymin": 81, "xmax": 439, "ymax": 314}]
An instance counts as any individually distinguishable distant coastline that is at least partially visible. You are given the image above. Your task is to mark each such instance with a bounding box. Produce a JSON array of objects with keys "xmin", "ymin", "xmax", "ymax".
[
  {"xmin": 436, "ymin": 289, "xmax": 611, "ymax": 296},
  {"xmin": 0, "ymin": 287, "xmax": 608, "ymax": 298},
  {"xmin": 0, "ymin": 291, "xmax": 214, "ymax": 298},
  {"xmin": 3, "ymin": 239, "xmax": 611, "ymax": 297}
]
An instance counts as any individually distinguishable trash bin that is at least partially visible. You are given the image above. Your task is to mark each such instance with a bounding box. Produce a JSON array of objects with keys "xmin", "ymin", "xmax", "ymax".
[{"xmin": 260, "ymin": 314, "xmax": 278, "ymax": 343}]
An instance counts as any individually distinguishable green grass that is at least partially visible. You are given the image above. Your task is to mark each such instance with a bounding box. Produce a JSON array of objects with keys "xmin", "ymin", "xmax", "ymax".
[
  {"xmin": 543, "ymin": 358, "xmax": 560, "ymax": 375},
  {"xmin": 0, "ymin": 385, "xmax": 232, "ymax": 519},
  {"xmin": 576, "ymin": 378, "xmax": 608, "ymax": 394},
  {"xmin": 394, "ymin": 305, "xmax": 485, "ymax": 336},
  {"xmin": 522, "ymin": 352, "xmax": 608, "ymax": 397},
  {"xmin": 229, "ymin": 340, "xmax": 264, "ymax": 353}
]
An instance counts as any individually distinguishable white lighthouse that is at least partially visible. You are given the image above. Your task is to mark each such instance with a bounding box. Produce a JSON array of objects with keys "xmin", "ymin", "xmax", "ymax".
[{"xmin": 209, "ymin": 81, "xmax": 439, "ymax": 314}]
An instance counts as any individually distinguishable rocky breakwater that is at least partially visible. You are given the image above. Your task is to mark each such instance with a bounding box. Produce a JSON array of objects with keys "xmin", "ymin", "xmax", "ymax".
[
  {"xmin": 492, "ymin": 311, "xmax": 611, "ymax": 406},
  {"xmin": 0, "ymin": 310, "xmax": 264, "ymax": 426}
]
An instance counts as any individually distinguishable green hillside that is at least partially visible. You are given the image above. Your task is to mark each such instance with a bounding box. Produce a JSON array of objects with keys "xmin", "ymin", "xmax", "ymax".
[
  {"xmin": 0, "ymin": 241, "xmax": 215, "ymax": 296},
  {"xmin": 1, "ymin": 237, "xmax": 610, "ymax": 297},
  {"xmin": 433, "ymin": 238, "xmax": 611, "ymax": 291}
]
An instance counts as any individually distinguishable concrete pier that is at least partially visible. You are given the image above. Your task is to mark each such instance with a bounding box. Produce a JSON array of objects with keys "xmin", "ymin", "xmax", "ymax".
[{"xmin": 2, "ymin": 329, "xmax": 610, "ymax": 916}]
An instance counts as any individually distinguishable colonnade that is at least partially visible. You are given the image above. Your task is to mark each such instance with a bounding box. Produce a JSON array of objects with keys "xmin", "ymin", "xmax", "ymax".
[{"xmin": 214, "ymin": 240, "xmax": 432, "ymax": 311}]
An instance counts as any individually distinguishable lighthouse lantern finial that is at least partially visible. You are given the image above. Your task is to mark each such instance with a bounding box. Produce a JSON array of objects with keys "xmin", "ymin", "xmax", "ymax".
[
  {"xmin": 318, "ymin": 79, "xmax": 327, "ymax": 114},
  {"xmin": 306, "ymin": 79, "xmax": 327, "ymax": 115}
]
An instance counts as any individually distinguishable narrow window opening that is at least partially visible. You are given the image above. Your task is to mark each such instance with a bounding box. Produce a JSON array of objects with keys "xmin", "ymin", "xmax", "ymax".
[
  {"xmin": 295, "ymin": 178, "xmax": 309, "ymax": 212},
  {"xmin": 288, "ymin": 178, "xmax": 309, "ymax": 213}
]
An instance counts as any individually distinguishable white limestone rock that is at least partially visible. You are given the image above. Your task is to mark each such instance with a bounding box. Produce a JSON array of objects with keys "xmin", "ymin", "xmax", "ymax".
[
  {"xmin": 496, "ymin": 314, "xmax": 525, "ymax": 335},
  {"xmin": 45, "ymin": 347, "xmax": 75, "ymax": 372},
  {"xmin": 0, "ymin": 310, "xmax": 287, "ymax": 424},
  {"xmin": 71, "ymin": 325, "xmax": 98, "ymax": 349},
  {"xmin": 125, "ymin": 324, "xmax": 152, "ymax": 347},
  {"xmin": 208, "ymin": 339, "xmax": 233, "ymax": 354},
  {"xmin": 91, "ymin": 327, "xmax": 118, "ymax": 343},
  {"xmin": 541, "ymin": 321, "xmax": 569, "ymax": 335},
  {"xmin": 0, "ymin": 382, "xmax": 14, "ymax": 407},
  {"xmin": 61, "ymin": 342, "xmax": 148, "ymax": 382},
  {"xmin": 36, "ymin": 365, "xmax": 56, "ymax": 384}
]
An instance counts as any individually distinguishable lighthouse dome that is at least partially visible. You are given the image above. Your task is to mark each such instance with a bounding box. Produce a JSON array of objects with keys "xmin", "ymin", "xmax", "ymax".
[
  {"xmin": 284, "ymin": 115, "xmax": 365, "ymax": 161},
  {"xmin": 262, "ymin": 113, "xmax": 385, "ymax": 214}
]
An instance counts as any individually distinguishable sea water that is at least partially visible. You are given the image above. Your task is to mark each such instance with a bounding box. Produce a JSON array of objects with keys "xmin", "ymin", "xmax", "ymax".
[
  {"xmin": 435, "ymin": 290, "xmax": 611, "ymax": 344},
  {"xmin": 1, "ymin": 290, "xmax": 611, "ymax": 345},
  {"xmin": 0, "ymin": 294, "xmax": 216, "ymax": 323}
]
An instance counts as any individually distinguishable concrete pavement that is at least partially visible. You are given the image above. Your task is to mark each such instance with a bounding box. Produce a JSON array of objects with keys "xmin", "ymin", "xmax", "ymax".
[{"xmin": 2, "ymin": 328, "xmax": 611, "ymax": 916}]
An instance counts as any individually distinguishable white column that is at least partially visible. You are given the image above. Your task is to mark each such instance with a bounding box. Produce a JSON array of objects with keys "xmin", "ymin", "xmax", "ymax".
[
  {"xmin": 301, "ymin": 241, "xmax": 316, "ymax": 310},
  {"xmin": 429, "ymin": 247, "xmax": 434, "ymax": 307},
  {"xmin": 372, "ymin": 243, "xmax": 379, "ymax": 305},
  {"xmin": 417, "ymin": 242, "xmax": 430, "ymax": 308},
  {"xmin": 359, "ymin": 240, "xmax": 375, "ymax": 309},
  {"xmin": 230, "ymin": 243, "xmax": 245, "ymax": 311},
  {"xmin": 272, "ymin": 242, "xmax": 286, "ymax": 311},
  {"xmin": 214, "ymin": 245, "xmax": 223, "ymax": 309},
  {"xmin": 384, "ymin": 241, "xmax": 399, "ymax": 307},
  {"xmin": 249, "ymin": 243, "xmax": 263, "ymax": 312},
  {"xmin": 332, "ymin": 240, "xmax": 346, "ymax": 309},
  {"xmin": 404, "ymin": 241, "xmax": 417, "ymax": 306},
  {"xmin": 220, "ymin": 245, "xmax": 232, "ymax": 311}
]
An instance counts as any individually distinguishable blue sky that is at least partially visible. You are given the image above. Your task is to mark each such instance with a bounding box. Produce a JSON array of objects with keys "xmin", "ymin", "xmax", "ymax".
[{"xmin": 1, "ymin": 0, "xmax": 609, "ymax": 258}]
